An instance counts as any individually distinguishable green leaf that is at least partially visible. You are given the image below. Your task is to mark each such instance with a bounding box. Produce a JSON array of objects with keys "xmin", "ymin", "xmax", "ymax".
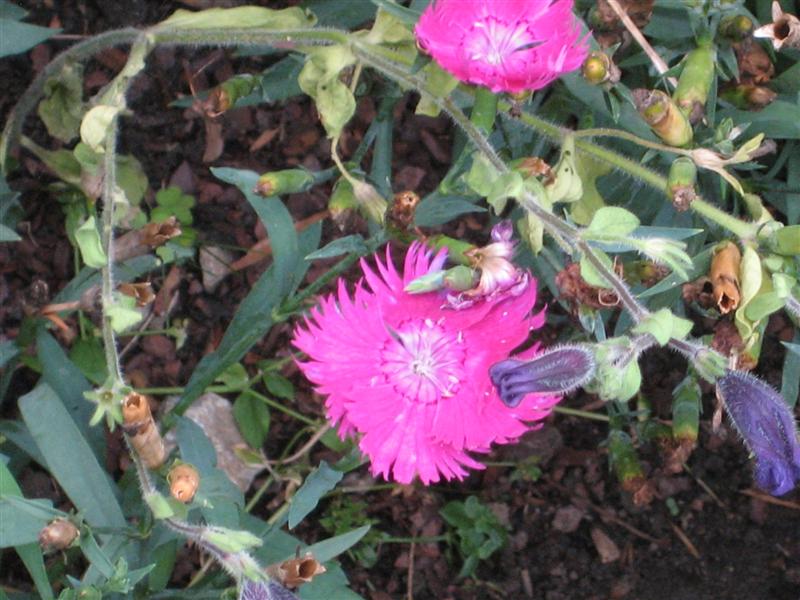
[
  {"xmin": 632, "ymin": 308, "xmax": 693, "ymax": 346},
  {"xmin": 69, "ymin": 337, "xmax": 109, "ymax": 385},
  {"xmin": 106, "ymin": 294, "xmax": 143, "ymax": 333},
  {"xmin": 0, "ymin": 460, "xmax": 54, "ymax": 598},
  {"xmin": 414, "ymin": 194, "xmax": 486, "ymax": 227},
  {"xmin": 37, "ymin": 60, "xmax": 85, "ymax": 143},
  {"xmin": 0, "ymin": 1, "xmax": 28, "ymax": 20},
  {"xmin": 782, "ymin": 339, "xmax": 800, "ymax": 408},
  {"xmin": 579, "ymin": 249, "xmax": 615, "ymax": 289},
  {"xmin": 288, "ymin": 461, "xmax": 343, "ymax": 529},
  {"xmin": 298, "ymin": 45, "xmax": 356, "ymax": 138},
  {"xmin": 0, "ymin": 222, "xmax": 20, "ymax": 242},
  {"xmin": 303, "ymin": 525, "xmax": 371, "ymax": 563},
  {"xmin": 19, "ymin": 384, "xmax": 126, "ymax": 530},
  {"xmin": 176, "ymin": 416, "xmax": 217, "ymax": 472},
  {"xmin": 0, "ymin": 479, "xmax": 54, "ymax": 547},
  {"xmin": 306, "ymin": 234, "xmax": 368, "ymax": 260},
  {"xmin": 0, "ymin": 18, "xmax": 58, "ymax": 58},
  {"xmin": 75, "ymin": 216, "xmax": 107, "ymax": 268},
  {"xmin": 37, "ymin": 329, "xmax": 105, "ymax": 460},
  {"xmin": 719, "ymin": 101, "xmax": 800, "ymax": 140},
  {"xmin": 211, "ymin": 167, "xmax": 299, "ymax": 295},
  {"xmin": 0, "ymin": 340, "xmax": 18, "ymax": 369},
  {"xmin": 233, "ymin": 391, "xmax": 271, "ymax": 449},
  {"xmin": 585, "ymin": 206, "xmax": 640, "ymax": 239},
  {"xmin": 264, "ymin": 373, "xmax": 295, "ymax": 401}
]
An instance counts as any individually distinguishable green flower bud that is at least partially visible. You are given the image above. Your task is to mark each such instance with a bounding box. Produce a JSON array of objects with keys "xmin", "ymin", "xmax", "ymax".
[
  {"xmin": 443, "ymin": 265, "xmax": 479, "ymax": 291},
  {"xmin": 667, "ymin": 157, "xmax": 698, "ymax": 212},
  {"xmin": 207, "ymin": 74, "xmax": 258, "ymax": 116},
  {"xmin": 718, "ymin": 14, "xmax": 754, "ymax": 41},
  {"xmin": 426, "ymin": 234, "xmax": 475, "ymax": 265},
  {"xmin": 608, "ymin": 429, "xmax": 646, "ymax": 489},
  {"xmin": 328, "ymin": 177, "xmax": 358, "ymax": 227},
  {"xmin": 202, "ymin": 526, "xmax": 262, "ymax": 554},
  {"xmin": 255, "ymin": 168, "xmax": 315, "ymax": 197},
  {"xmin": 673, "ymin": 42, "xmax": 715, "ymax": 122},
  {"xmin": 581, "ymin": 51, "xmax": 620, "ymax": 85}
]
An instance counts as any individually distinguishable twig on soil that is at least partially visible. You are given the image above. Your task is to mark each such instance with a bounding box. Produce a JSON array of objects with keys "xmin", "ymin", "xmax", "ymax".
[
  {"xmin": 682, "ymin": 462, "xmax": 728, "ymax": 510},
  {"xmin": 739, "ymin": 488, "xmax": 800, "ymax": 510},
  {"xmin": 406, "ymin": 541, "xmax": 415, "ymax": 600},
  {"xmin": 670, "ymin": 522, "xmax": 701, "ymax": 559},
  {"xmin": 268, "ymin": 423, "xmax": 332, "ymax": 466}
]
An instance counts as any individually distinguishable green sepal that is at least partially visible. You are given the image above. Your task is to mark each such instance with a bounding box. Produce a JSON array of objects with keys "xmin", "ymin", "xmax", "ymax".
[
  {"xmin": 75, "ymin": 216, "xmax": 107, "ymax": 268},
  {"xmin": 631, "ymin": 307, "xmax": 693, "ymax": 346}
]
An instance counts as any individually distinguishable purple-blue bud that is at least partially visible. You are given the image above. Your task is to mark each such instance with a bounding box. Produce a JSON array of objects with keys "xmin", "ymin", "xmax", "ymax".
[
  {"xmin": 489, "ymin": 345, "xmax": 596, "ymax": 408},
  {"xmin": 716, "ymin": 370, "xmax": 800, "ymax": 496},
  {"xmin": 239, "ymin": 580, "xmax": 299, "ymax": 600}
]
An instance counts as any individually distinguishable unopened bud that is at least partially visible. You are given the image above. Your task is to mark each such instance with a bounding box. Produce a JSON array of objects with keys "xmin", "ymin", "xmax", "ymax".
[
  {"xmin": 667, "ymin": 157, "xmax": 698, "ymax": 211},
  {"xmin": 204, "ymin": 74, "xmax": 258, "ymax": 117},
  {"xmin": 719, "ymin": 14, "xmax": 754, "ymax": 40},
  {"xmin": 168, "ymin": 463, "xmax": 200, "ymax": 503},
  {"xmin": 581, "ymin": 51, "xmax": 620, "ymax": 85},
  {"xmin": 490, "ymin": 345, "xmax": 596, "ymax": 407},
  {"xmin": 716, "ymin": 369, "xmax": 800, "ymax": 496},
  {"xmin": 443, "ymin": 265, "xmax": 478, "ymax": 292},
  {"xmin": 328, "ymin": 177, "xmax": 358, "ymax": 228},
  {"xmin": 672, "ymin": 375, "xmax": 701, "ymax": 443},
  {"xmin": 255, "ymin": 168, "xmax": 315, "ymax": 197},
  {"xmin": 39, "ymin": 519, "xmax": 79, "ymax": 552},
  {"xmin": 633, "ymin": 89, "xmax": 694, "ymax": 147},
  {"xmin": 673, "ymin": 42, "xmax": 715, "ymax": 123},
  {"xmin": 202, "ymin": 526, "xmax": 262, "ymax": 554},
  {"xmin": 426, "ymin": 235, "xmax": 475, "ymax": 265}
]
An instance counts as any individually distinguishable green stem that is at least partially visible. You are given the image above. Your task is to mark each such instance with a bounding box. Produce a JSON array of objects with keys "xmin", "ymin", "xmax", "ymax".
[
  {"xmin": 471, "ymin": 87, "xmax": 498, "ymax": 135},
  {"xmin": 380, "ymin": 535, "xmax": 449, "ymax": 544},
  {"xmin": 245, "ymin": 389, "xmax": 319, "ymax": 426},
  {"xmin": 553, "ymin": 405, "xmax": 611, "ymax": 422}
]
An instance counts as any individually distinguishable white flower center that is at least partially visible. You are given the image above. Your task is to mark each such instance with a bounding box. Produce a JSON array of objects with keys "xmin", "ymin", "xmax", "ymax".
[
  {"xmin": 380, "ymin": 318, "xmax": 467, "ymax": 404},
  {"xmin": 465, "ymin": 17, "xmax": 536, "ymax": 67}
]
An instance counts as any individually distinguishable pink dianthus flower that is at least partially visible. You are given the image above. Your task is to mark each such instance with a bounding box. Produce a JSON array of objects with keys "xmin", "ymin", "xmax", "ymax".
[
  {"xmin": 292, "ymin": 243, "xmax": 559, "ymax": 484},
  {"xmin": 415, "ymin": 0, "xmax": 589, "ymax": 94}
]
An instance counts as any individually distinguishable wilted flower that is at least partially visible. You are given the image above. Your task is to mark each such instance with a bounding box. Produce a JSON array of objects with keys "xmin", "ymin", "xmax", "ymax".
[
  {"xmin": 293, "ymin": 242, "xmax": 558, "ymax": 484},
  {"xmin": 414, "ymin": 0, "xmax": 588, "ymax": 94},
  {"xmin": 716, "ymin": 370, "xmax": 800, "ymax": 496}
]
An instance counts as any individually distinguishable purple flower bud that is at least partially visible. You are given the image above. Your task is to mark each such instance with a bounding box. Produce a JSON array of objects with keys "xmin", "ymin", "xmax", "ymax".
[
  {"xmin": 716, "ymin": 370, "xmax": 800, "ymax": 496},
  {"xmin": 489, "ymin": 345, "xmax": 596, "ymax": 408},
  {"xmin": 491, "ymin": 220, "xmax": 514, "ymax": 243},
  {"xmin": 239, "ymin": 580, "xmax": 300, "ymax": 600}
]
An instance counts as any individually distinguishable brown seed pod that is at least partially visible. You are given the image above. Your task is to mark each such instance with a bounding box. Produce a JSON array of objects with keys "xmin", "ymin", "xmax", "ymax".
[
  {"xmin": 168, "ymin": 463, "xmax": 200, "ymax": 503},
  {"xmin": 709, "ymin": 241, "xmax": 742, "ymax": 314},
  {"xmin": 122, "ymin": 392, "xmax": 166, "ymax": 470},
  {"xmin": 39, "ymin": 518, "xmax": 79, "ymax": 552},
  {"xmin": 265, "ymin": 552, "xmax": 327, "ymax": 588}
]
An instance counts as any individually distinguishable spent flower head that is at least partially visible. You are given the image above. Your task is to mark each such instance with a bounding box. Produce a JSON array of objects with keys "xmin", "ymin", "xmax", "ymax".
[
  {"xmin": 293, "ymin": 242, "xmax": 559, "ymax": 484},
  {"xmin": 415, "ymin": 0, "xmax": 588, "ymax": 94},
  {"xmin": 716, "ymin": 369, "xmax": 800, "ymax": 496}
]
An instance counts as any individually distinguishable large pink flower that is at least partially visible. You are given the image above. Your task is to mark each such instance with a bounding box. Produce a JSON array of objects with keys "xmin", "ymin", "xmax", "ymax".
[
  {"xmin": 293, "ymin": 243, "xmax": 559, "ymax": 484},
  {"xmin": 415, "ymin": 0, "xmax": 589, "ymax": 94}
]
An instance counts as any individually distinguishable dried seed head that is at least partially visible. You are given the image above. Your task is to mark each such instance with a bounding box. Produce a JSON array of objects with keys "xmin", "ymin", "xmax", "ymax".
[
  {"xmin": 122, "ymin": 392, "xmax": 166, "ymax": 470},
  {"xmin": 168, "ymin": 463, "xmax": 200, "ymax": 503},
  {"xmin": 39, "ymin": 519, "xmax": 79, "ymax": 552},
  {"xmin": 265, "ymin": 553, "xmax": 327, "ymax": 588}
]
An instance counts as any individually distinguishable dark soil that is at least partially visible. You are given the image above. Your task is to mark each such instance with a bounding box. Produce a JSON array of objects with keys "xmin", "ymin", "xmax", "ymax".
[{"xmin": 3, "ymin": 2, "xmax": 800, "ymax": 600}]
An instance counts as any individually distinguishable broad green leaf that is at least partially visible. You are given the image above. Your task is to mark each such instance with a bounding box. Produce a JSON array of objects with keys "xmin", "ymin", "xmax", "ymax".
[
  {"xmin": 632, "ymin": 308, "xmax": 692, "ymax": 346},
  {"xmin": 0, "ymin": 460, "xmax": 54, "ymax": 598},
  {"xmin": 0, "ymin": 222, "xmax": 19, "ymax": 242},
  {"xmin": 264, "ymin": 373, "xmax": 295, "ymax": 401},
  {"xmin": 0, "ymin": 340, "xmax": 18, "ymax": 369},
  {"xmin": 744, "ymin": 291, "xmax": 785, "ymax": 322},
  {"xmin": 176, "ymin": 416, "xmax": 217, "ymax": 472},
  {"xmin": 719, "ymin": 101, "xmax": 800, "ymax": 139},
  {"xmin": 75, "ymin": 216, "xmax": 107, "ymax": 268},
  {"xmin": 0, "ymin": 18, "xmax": 58, "ymax": 58},
  {"xmin": 306, "ymin": 235, "xmax": 367, "ymax": 260},
  {"xmin": 288, "ymin": 461, "xmax": 343, "ymax": 529},
  {"xmin": 69, "ymin": 336, "xmax": 108, "ymax": 385},
  {"xmin": 106, "ymin": 293, "xmax": 143, "ymax": 333},
  {"xmin": 211, "ymin": 167, "xmax": 299, "ymax": 295},
  {"xmin": 585, "ymin": 206, "xmax": 640, "ymax": 239},
  {"xmin": 233, "ymin": 391, "xmax": 271, "ymax": 449},
  {"xmin": 0, "ymin": 1, "xmax": 27, "ymax": 19},
  {"xmin": 303, "ymin": 525, "xmax": 370, "ymax": 563},
  {"xmin": 415, "ymin": 61, "xmax": 459, "ymax": 117},
  {"xmin": 19, "ymin": 385, "xmax": 126, "ymax": 530},
  {"xmin": 37, "ymin": 329, "xmax": 105, "ymax": 460},
  {"xmin": 414, "ymin": 194, "xmax": 486, "ymax": 227},
  {"xmin": 37, "ymin": 60, "xmax": 85, "ymax": 143}
]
